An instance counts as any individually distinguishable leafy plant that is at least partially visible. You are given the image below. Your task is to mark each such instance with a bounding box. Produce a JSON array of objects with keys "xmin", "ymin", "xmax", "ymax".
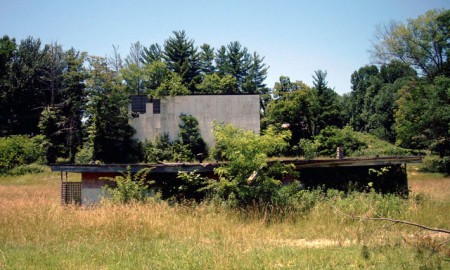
[
  {"xmin": 7, "ymin": 163, "xmax": 49, "ymax": 176},
  {"xmin": 103, "ymin": 167, "xmax": 154, "ymax": 204},
  {"xmin": 315, "ymin": 126, "xmax": 366, "ymax": 157},
  {"xmin": 173, "ymin": 170, "xmax": 209, "ymax": 202},
  {"xmin": 0, "ymin": 135, "xmax": 47, "ymax": 173},
  {"xmin": 207, "ymin": 123, "xmax": 292, "ymax": 206},
  {"xmin": 298, "ymin": 139, "xmax": 319, "ymax": 159}
]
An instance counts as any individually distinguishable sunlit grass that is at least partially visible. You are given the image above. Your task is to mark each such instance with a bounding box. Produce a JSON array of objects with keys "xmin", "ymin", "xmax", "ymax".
[{"xmin": 0, "ymin": 169, "xmax": 448, "ymax": 269}]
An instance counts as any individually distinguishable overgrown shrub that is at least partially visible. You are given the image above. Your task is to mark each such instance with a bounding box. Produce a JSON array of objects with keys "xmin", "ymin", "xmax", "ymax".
[
  {"xmin": 179, "ymin": 114, "xmax": 208, "ymax": 161},
  {"xmin": 173, "ymin": 170, "xmax": 209, "ymax": 202},
  {"xmin": 0, "ymin": 135, "xmax": 47, "ymax": 173},
  {"xmin": 298, "ymin": 139, "xmax": 319, "ymax": 159},
  {"xmin": 141, "ymin": 114, "xmax": 207, "ymax": 163},
  {"xmin": 7, "ymin": 163, "xmax": 50, "ymax": 176},
  {"xmin": 206, "ymin": 123, "xmax": 291, "ymax": 207},
  {"xmin": 103, "ymin": 167, "xmax": 154, "ymax": 204},
  {"xmin": 141, "ymin": 134, "xmax": 192, "ymax": 163},
  {"xmin": 315, "ymin": 126, "xmax": 366, "ymax": 157},
  {"xmin": 420, "ymin": 155, "xmax": 450, "ymax": 174},
  {"xmin": 75, "ymin": 144, "xmax": 95, "ymax": 164}
]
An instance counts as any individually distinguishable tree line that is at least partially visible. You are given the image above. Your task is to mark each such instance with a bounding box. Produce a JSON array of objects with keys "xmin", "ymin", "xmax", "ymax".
[{"xmin": 0, "ymin": 9, "xmax": 448, "ymax": 172}]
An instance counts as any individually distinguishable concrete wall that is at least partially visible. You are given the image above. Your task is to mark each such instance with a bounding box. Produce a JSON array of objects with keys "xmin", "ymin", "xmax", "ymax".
[{"xmin": 130, "ymin": 95, "xmax": 260, "ymax": 147}]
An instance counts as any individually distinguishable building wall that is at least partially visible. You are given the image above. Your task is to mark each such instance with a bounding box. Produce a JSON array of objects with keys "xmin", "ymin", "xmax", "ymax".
[{"xmin": 129, "ymin": 95, "xmax": 260, "ymax": 147}]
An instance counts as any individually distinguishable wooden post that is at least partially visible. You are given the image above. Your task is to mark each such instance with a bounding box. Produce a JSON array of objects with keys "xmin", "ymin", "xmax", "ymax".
[{"xmin": 336, "ymin": 147, "xmax": 344, "ymax": 159}]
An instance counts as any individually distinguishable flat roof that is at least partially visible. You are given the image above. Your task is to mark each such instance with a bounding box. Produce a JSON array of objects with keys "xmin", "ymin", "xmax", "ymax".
[{"xmin": 51, "ymin": 156, "xmax": 422, "ymax": 173}]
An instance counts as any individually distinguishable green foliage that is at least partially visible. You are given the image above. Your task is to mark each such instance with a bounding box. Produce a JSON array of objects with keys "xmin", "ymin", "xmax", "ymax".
[
  {"xmin": 7, "ymin": 163, "xmax": 49, "ymax": 176},
  {"xmin": 0, "ymin": 135, "xmax": 47, "ymax": 173},
  {"xmin": 351, "ymin": 132, "xmax": 416, "ymax": 157},
  {"xmin": 264, "ymin": 80, "xmax": 317, "ymax": 154},
  {"xmin": 85, "ymin": 56, "xmax": 140, "ymax": 163},
  {"xmin": 215, "ymin": 41, "xmax": 268, "ymax": 94},
  {"xmin": 314, "ymin": 126, "xmax": 366, "ymax": 157},
  {"xmin": 154, "ymin": 72, "xmax": 190, "ymax": 96},
  {"xmin": 74, "ymin": 144, "xmax": 94, "ymax": 164},
  {"xmin": 298, "ymin": 139, "xmax": 319, "ymax": 159},
  {"xmin": 371, "ymin": 9, "xmax": 449, "ymax": 79},
  {"xmin": 178, "ymin": 114, "xmax": 208, "ymax": 161},
  {"xmin": 141, "ymin": 134, "xmax": 193, "ymax": 163},
  {"xmin": 104, "ymin": 167, "xmax": 154, "ymax": 204},
  {"xmin": 141, "ymin": 114, "xmax": 207, "ymax": 163},
  {"xmin": 312, "ymin": 70, "xmax": 343, "ymax": 132},
  {"xmin": 174, "ymin": 170, "xmax": 209, "ymax": 202},
  {"xmin": 395, "ymin": 76, "xmax": 450, "ymax": 173},
  {"xmin": 196, "ymin": 73, "xmax": 238, "ymax": 94},
  {"xmin": 163, "ymin": 30, "xmax": 201, "ymax": 93},
  {"xmin": 142, "ymin": 134, "xmax": 174, "ymax": 163},
  {"xmin": 207, "ymin": 123, "xmax": 291, "ymax": 206},
  {"xmin": 420, "ymin": 155, "xmax": 450, "ymax": 174}
]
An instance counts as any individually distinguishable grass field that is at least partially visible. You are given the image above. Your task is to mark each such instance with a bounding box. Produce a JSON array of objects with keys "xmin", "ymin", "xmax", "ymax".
[{"xmin": 0, "ymin": 166, "xmax": 449, "ymax": 269}]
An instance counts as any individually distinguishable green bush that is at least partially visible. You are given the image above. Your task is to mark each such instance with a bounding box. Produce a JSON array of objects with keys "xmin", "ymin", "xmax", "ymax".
[
  {"xmin": 298, "ymin": 139, "xmax": 319, "ymax": 159},
  {"xmin": 103, "ymin": 167, "xmax": 154, "ymax": 204},
  {"xmin": 207, "ymin": 123, "xmax": 291, "ymax": 207},
  {"xmin": 142, "ymin": 134, "xmax": 192, "ymax": 163},
  {"xmin": 420, "ymin": 155, "xmax": 450, "ymax": 174},
  {"xmin": 7, "ymin": 163, "xmax": 50, "ymax": 176},
  {"xmin": 315, "ymin": 126, "xmax": 366, "ymax": 157},
  {"xmin": 0, "ymin": 135, "xmax": 47, "ymax": 173}
]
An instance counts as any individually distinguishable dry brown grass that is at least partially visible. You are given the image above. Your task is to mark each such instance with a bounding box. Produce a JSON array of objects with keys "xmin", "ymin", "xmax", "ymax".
[
  {"xmin": 408, "ymin": 165, "xmax": 450, "ymax": 202},
  {"xmin": 0, "ymin": 169, "xmax": 448, "ymax": 269}
]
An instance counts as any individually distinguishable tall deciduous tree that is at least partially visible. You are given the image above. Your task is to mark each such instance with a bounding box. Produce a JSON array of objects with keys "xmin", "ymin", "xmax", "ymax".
[
  {"xmin": 85, "ymin": 56, "xmax": 139, "ymax": 163},
  {"xmin": 7, "ymin": 37, "xmax": 49, "ymax": 135},
  {"xmin": 371, "ymin": 9, "xmax": 449, "ymax": 79},
  {"xmin": 0, "ymin": 35, "xmax": 17, "ymax": 136},
  {"xmin": 265, "ymin": 77, "xmax": 317, "ymax": 154}
]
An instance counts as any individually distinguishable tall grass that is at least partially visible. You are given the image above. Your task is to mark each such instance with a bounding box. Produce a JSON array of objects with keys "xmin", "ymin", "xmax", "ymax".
[{"xmin": 0, "ymin": 169, "xmax": 448, "ymax": 269}]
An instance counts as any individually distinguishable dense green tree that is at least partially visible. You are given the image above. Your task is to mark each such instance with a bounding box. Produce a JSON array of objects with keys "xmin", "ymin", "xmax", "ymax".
[
  {"xmin": 6, "ymin": 37, "xmax": 49, "ymax": 135},
  {"xmin": 395, "ymin": 76, "xmax": 450, "ymax": 160},
  {"xmin": 38, "ymin": 46, "xmax": 87, "ymax": 163},
  {"xmin": 241, "ymin": 52, "xmax": 269, "ymax": 94},
  {"xmin": 371, "ymin": 9, "xmax": 449, "ymax": 79},
  {"xmin": 141, "ymin": 60, "xmax": 171, "ymax": 95},
  {"xmin": 199, "ymin": 43, "xmax": 215, "ymax": 75},
  {"xmin": 163, "ymin": 31, "xmax": 201, "ymax": 93},
  {"xmin": 154, "ymin": 71, "xmax": 190, "ymax": 96},
  {"xmin": 348, "ymin": 65, "xmax": 380, "ymax": 131},
  {"xmin": 0, "ymin": 35, "xmax": 17, "ymax": 136},
  {"xmin": 215, "ymin": 41, "xmax": 251, "ymax": 92},
  {"xmin": 312, "ymin": 70, "xmax": 342, "ymax": 133},
  {"xmin": 60, "ymin": 48, "xmax": 87, "ymax": 162},
  {"xmin": 196, "ymin": 73, "xmax": 237, "ymax": 94},
  {"xmin": 264, "ymin": 78, "xmax": 317, "ymax": 154},
  {"xmin": 178, "ymin": 114, "xmax": 208, "ymax": 161},
  {"xmin": 271, "ymin": 76, "xmax": 304, "ymax": 99},
  {"xmin": 85, "ymin": 56, "xmax": 139, "ymax": 163},
  {"xmin": 142, "ymin": 43, "xmax": 163, "ymax": 65}
]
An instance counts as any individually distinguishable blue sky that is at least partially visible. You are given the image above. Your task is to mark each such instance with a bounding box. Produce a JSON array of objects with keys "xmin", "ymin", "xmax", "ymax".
[{"xmin": 2, "ymin": 0, "xmax": 449, "ymax": 94}]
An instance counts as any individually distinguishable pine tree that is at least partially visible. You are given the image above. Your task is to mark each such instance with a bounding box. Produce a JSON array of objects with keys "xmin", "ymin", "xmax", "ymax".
[
  {"xmin": 142, "ymin": 43, "xmax": 163, "ymax": 65},
  {"xmin": 163, "ymin": 31, "xmax": 201, "ymax": 93}
]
